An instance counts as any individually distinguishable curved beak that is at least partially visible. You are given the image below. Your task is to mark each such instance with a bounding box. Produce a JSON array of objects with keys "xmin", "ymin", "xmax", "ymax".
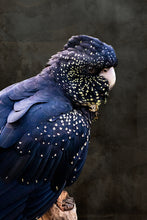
[{"xmin": 99, "ymin": 67, "xmax": 116, "ymax": 90}]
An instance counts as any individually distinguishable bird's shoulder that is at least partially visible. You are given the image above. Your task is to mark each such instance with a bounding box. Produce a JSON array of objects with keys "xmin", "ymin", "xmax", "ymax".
[{"xmin": 0, "ymin": 73, "xmax": 72, "ymax": 127}]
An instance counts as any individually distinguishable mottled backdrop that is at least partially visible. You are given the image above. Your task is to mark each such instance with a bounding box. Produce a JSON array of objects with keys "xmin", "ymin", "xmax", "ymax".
[{"xmin": 0, "ymin": 0, "xmax": 146, "ymax": 219}]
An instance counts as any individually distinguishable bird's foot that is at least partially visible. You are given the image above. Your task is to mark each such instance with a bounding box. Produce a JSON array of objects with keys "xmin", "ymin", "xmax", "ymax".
[{"xmin": 56, "ymin": 191, "xmax": 75, "ymax": 211}]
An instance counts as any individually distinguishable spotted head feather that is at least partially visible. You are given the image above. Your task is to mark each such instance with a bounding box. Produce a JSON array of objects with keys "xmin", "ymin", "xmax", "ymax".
[{"xmin": 47, "ymin": 35, "xmax": 117, "ymax": 111}]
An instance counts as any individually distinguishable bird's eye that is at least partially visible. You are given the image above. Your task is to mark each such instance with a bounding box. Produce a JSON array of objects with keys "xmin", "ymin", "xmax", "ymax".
[
  {"xmin": 103, "ymin": 68, "xmax": 108, "ymax": 72},
  {"xmin": 88, "ymin": 66, "xmax": 95, "ymax": 74}
]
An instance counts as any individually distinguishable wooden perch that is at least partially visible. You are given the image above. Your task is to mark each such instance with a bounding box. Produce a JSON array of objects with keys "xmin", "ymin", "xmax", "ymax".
[{"xmin": 39, "ymin": 191, "xmax": 78, "ymax": 220}]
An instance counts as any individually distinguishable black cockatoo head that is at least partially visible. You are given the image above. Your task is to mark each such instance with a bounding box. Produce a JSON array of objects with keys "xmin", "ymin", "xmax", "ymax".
[{"xmin": 48, "ymin": 35, "xmax": 117, "ymax": 112}]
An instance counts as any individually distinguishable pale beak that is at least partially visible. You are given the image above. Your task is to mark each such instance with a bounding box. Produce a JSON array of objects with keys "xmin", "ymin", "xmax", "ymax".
[{"xmin": 99, "ymin": 67, "xmax": 116, "ymax": 90}]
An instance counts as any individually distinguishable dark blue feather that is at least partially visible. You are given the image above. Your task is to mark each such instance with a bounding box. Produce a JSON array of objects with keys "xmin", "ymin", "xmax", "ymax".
[
  {"xmin": 0, "ymin": 74, "xmax": 90, "ymax": 219},
  {"xmin": 0, "ymin": 35, "xmax": 117, "ymax": 219}
]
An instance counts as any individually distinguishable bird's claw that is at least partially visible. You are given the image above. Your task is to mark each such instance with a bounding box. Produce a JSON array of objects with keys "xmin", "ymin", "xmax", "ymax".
[
  {"xmin": 56, "ymin": 192, "xmax": 75, "ymax": 211},
  {"xmin": 62, "ymin": 197, "xmax": 75, "ymax": 211}
]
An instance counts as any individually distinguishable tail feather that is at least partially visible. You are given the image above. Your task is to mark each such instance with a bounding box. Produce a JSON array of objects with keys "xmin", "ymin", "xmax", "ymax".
[{"xmin": 0, "ymin": 180, "xmax": 65, "ymax": 220}]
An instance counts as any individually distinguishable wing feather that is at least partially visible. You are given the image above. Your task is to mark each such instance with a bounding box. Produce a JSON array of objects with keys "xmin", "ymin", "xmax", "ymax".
[{"xmin": 0, "ymin": 74, "xmax": 90, "ymax": 194}]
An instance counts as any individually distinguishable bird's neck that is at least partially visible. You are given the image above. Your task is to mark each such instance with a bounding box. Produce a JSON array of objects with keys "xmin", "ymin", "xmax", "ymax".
[{"xmin": 39, "ymin": 66, "xmax": 99, "ymax": 124}]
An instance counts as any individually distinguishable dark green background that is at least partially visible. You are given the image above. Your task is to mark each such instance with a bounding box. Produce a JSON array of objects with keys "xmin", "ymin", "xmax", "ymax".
[{"xmin": 0, "ymin": 0, "xmax": 146, "ymax": 219}]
